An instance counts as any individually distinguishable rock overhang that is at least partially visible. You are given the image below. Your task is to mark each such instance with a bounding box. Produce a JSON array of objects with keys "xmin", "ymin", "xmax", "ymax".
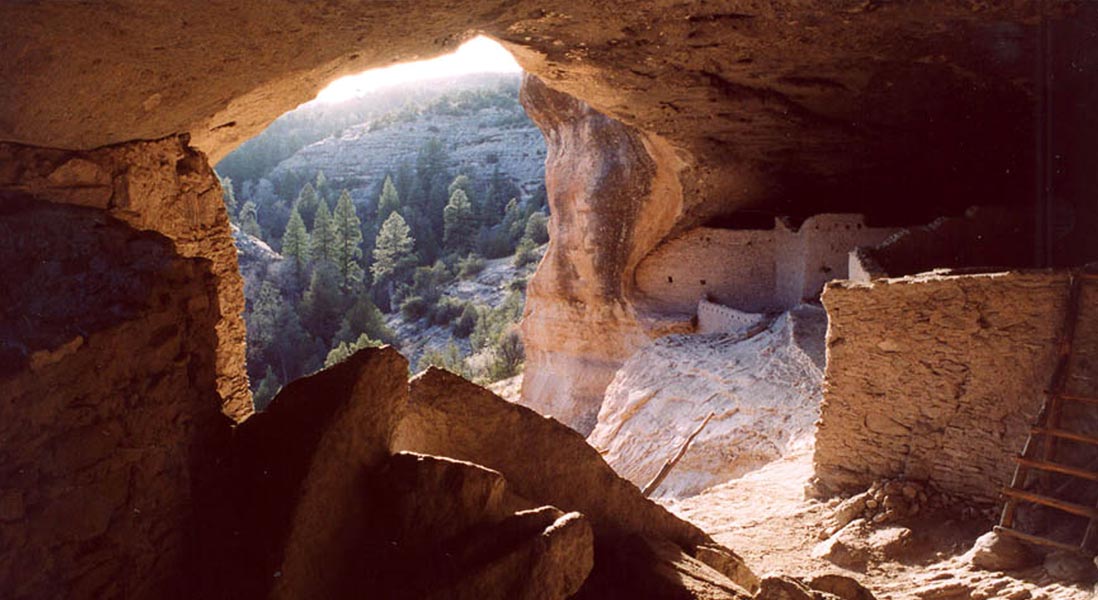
[{"xmin": 0, "ymin": 1, "xmax": 1089, "ymax": 223}]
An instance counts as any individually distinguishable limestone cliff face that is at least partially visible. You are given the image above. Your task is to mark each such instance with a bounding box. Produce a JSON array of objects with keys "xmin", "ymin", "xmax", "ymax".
[{"xmin": 518, "ymin": 75, "xmax": 688, "ymax": 433}]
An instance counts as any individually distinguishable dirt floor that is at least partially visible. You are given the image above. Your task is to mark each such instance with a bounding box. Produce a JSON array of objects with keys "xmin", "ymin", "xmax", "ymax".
[{"xmin": 662, "ymin": 445, "xmax": 1098, "ymax": 599}]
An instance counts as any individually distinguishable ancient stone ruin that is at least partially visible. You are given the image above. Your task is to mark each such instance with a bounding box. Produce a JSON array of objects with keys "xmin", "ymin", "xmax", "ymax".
[{"xmin": 3, "ymin": 2, "xmax": 1098, "ymax": 599}]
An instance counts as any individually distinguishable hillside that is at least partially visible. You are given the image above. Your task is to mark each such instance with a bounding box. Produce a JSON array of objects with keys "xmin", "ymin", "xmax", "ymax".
[
  {"xmin": 269, "ymin": 91, "xmax": 545, "ymax": 207},
  {"xmin": 215, "ymin": 73, "xmax": 549, "ymax": 408}
]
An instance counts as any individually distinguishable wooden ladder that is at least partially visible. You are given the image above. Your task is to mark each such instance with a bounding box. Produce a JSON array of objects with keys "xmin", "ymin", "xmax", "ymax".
[{"xmin": 997, "ymin": 271, "xmax": 1098, "ymax": 555}]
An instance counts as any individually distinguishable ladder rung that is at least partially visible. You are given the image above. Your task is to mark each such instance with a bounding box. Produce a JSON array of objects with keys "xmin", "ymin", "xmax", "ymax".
[
  {"xmin": 1033, "ymin": 427, "xmax": 1098, "ymax": 447},
  {"xmin": 1000, "ymin": 487, "xmax": 1098, "ymax": 519},
  {"xmin": 994, "ymin": 525, "xmax": 1084, "ymax": 553},
  {"xmin": 1013, "ymin": 456, "xmax": 1098, "ymax": 482},
  {"xmin": 1055, "ymin": 393, "xmax": 1098, "ymax": 405}
]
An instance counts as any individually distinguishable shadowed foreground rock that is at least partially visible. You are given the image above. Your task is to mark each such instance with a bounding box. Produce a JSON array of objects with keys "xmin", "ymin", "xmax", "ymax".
[
  {"xmin": 197, "ymin": 348, "xmax": 752, "ymax": 599},
  {"xmin": 395, "ymin": 367, "xmax": 759, "ymax": 597}
]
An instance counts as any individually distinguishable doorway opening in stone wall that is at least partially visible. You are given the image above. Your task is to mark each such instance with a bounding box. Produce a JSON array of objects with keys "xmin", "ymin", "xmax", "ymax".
[{"xmin": 214, "ymin": 36, "xmax": 548, "ymax": 411}]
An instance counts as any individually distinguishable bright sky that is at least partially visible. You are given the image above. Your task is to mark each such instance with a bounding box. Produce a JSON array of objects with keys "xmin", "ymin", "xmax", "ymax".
[{"xmin": 314, "ymin": 36, "xmax": 521, "ymax": 104}]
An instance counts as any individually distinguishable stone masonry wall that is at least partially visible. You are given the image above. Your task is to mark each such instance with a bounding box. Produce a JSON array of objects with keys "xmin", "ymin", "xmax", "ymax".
[
  {"xmin": 696, "ymin": 299, "xmax": 767, "ymax": 335},
  {"xmin": 635, "ymin": 214, "xmax": 898, "ymax": 314},
  {"xmin": 814, "ymin": 270, "xmax": 1072, "ymax": 504}
]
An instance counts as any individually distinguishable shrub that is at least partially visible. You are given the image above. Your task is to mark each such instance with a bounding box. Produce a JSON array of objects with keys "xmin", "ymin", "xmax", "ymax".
[
  {"xmin": 476, "ymin": 227, "xmax": 513, "ymax": 259},
  {"xmin": 324, "ymin": 333, "xmax": 381, "ymax": 368},
  {"xmin": 486, "ymin": 327, "xmax": 524, "ymax": 382},
  {"xmin": 417, "ymin": 343, "xmax": 468, "ymax": 377},
  {"xmin": 429, "ymin": 297, "xmax": 464, "ymax": 326},
  {"xmin": 513, "ymin": 237, "xmax": 538, "ymax": 268},
  {"xmin": 452, "ymin": 304, "xmax": 478, "ymax": 338},
  {"xmin": 524, "ymin": 212, "xmax": 549, "ymax": 244},
  {"xmin": 400, "ymin": 295, "xmax": 429, "ymax": 321},
  {"xmin": 457, "ymin": 254, "xmax": 486, "ymax": 279}
]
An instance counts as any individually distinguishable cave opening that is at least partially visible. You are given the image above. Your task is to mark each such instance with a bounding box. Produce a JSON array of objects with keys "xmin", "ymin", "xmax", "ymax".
[
  {"xmin": 5, "ymin": 4, "xmax": 1098, "ymax": 599},
  {"xmin": 213, "ymin": 36, "xmax": 550, "ymax": 410}
]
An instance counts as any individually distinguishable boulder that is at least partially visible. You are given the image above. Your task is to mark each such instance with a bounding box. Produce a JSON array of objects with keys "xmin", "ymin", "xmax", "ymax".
[
  {"xmin": 965, "ymin": 530, "xmax": 1040, "ymax": 572},
  {"xmin": 393, "ymin": 367, "xmax": 758, "ymax": 596}
]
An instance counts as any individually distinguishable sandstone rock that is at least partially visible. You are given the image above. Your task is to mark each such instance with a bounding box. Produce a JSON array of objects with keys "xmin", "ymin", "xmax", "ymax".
[
  {"xmin": 574, "ymin": 534, "xmax": 750, "ymax": 600},
  {"xmin": 1043, "ymin": 550, "xmax": 1097, "ymax": 583},
  {"xmin": 224, "ymin": 347, "xmax": 410, "ymax": 599},
  {"xmin": 866, "ymin": 526, "xmax": 913, "ymax": 560},
  {"xmin": 965, "ymin": 531, "xmax": 1040, "ymax": 572},
  {"xmin": 589, "ymin": 306, "xmax": 825, "ymax": 498},
  {"xmin": 808, "ymin": 574, "xmax": 878, "ymax": 600},
  {"xmin": 393, "ymin": 367, "xmax": 757, "ymax": 595},
  {"xmin": 0, "ymin": 138, "xmax": 251, "ymax": 420},
  {"xmin": 754, "ymin": 576, "xmax": 816, "ymax": 600},
  {"xmin": 812, "ymin": 519, "xmax": 872, "ymax": 570},
  {"xmin": 519, "ymin": 75, "xmax": 685, "ymax": 434},
  {"xmin": 0, "ymin": 198, "xmax": 232, "ymax": 598},
  {"xmin": 366, "ymin": 452, "xmax": 594, "ymax": 600}
]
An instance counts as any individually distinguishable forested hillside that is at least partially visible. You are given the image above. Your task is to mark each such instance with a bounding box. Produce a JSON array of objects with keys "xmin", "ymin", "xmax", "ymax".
[{"xmin": 216, "ymin": 73, "xmax": 548, "ymax": 409}]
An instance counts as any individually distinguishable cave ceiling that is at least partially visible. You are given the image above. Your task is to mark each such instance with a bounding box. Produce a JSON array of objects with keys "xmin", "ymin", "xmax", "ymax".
[{"xmin": 0, "ymin": 0, "xmax": 1089, "ymax": 222}]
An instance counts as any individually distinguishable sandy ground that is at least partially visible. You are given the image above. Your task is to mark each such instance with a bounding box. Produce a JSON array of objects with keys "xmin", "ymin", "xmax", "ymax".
[{"xmin": 662, "ymin": 448, "xmax": 1098, "ymax": 599}]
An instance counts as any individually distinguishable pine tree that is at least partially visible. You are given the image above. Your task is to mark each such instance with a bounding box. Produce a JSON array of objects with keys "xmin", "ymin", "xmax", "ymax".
[
  {"xmin": 448, "ymin": 174, "xmax": 474, "ymax": 201},
  {"xmin": 310, "ymin": 200, "xmax": 336, "ymax": 264},
  {"xmin": 443, "ymin": 188, "xmax": 476, "ymax": 254},
  {"xmin": 282, "ymin": 208, "xmax": 311, "ymax": 275},
  {"xmin": 253, "ymin": 366, "xmax": 281, "ymax": 411},
  {"xmin": 218, "ymin": 174, "xmax": 238, "ymax": 217},
  {"xmin": 238, "ymin": 200, "xmax": 262, "ymax": 238},
  {"xmin": 301, "ymin": 260, "xmax": 345, "ymax": 342},
  {"xmin": 371, "ymin": 212, "xmax": 415, "ymax": 291},
  {"xmin": 377, "ymin": 175, "xmax": 401, "ymax": 223},
  {"xmin": 315, "ymin": 170, "xmax": 330, "ymax": 206},
  {"xmin": 295, "ymin": 182, "xmax": 321, "ymax": 227},
  {"xmin": 332, "ymin": 189, "xmax": 364, "ymax": 291}
]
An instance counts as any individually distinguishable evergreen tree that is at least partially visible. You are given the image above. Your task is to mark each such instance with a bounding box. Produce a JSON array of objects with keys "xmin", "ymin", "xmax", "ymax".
[
  {"xmin": 246, "ymin": 281, "xmax": 281, "ymax": 379},
  {"xmin": 332, "ymin": 190, "xmax": 364, "ymax": 291},
  {"xmin": 395, "ymin": 161, "xmax": 416, "ymax": 205},
  {"xmin": 335, "ymin": 297, "xmax": 395, "ymax": 345},
  {"xmin": 315, "ymin": 170, "xmax": 331, "ymax": 206},
  {"xmin": 447, "ymin": 174, "xmax": 474, "ymax": 201},
  {"xmin": 253, "ymin": 366, "xmax": 281, "ymax": 411},
  {"xmin": 295, "ymin": 182, "xmax": 321, "ymax": 227},
  {"xmin": 524, "ymin": 212, "xmax": 550, "ymax": 244},
  {"xmin": 325, "ymin": 333, "xmax": 382, "ymax": 368},
  {"xmin": 310, "ymin": 200, "xmax": 336, "ymax": 264},
  {"xmin": 301, "ymin": 261, "xmax": 345, "ymax": 342},
  {"xmin": 443, "ymin": 188, "xmax": 477, "ymax": 254},
  {"xmin": 377, "ymin": 175, "xmax": 401, "ymax": 223},
  {"xmin": 218, "ymin": 174, "xmax": 238, "ymax": 217},
  {"xmin": 238, "ymin": 200, "xmax": 262, "ymax": 238},
  {"xmin": 502, "ymin": 198, "xmax": 524, "ymax": 242},
  {"xmin": 371, "ymin": 212, "xmax": 416, "ymax": 296},
  {"xmin": 282, "ymin": 208, "xmax": 311, "ymax": 275}
]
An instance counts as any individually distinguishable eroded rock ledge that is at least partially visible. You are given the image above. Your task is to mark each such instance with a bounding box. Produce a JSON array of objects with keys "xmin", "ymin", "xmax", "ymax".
[{"xmin": 0, "ymin": 137, "xmax": 251, "ymax": 420}]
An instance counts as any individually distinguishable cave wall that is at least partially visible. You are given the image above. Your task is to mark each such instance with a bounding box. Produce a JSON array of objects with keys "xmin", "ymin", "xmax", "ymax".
[
  {"xmin": 0, "ymin": 199, "xmax": 231, "ymax": 598},
  {"xmin": 814, "ymin": 270, "xmax": 1078, "ymax": 504},
  {"xmin": 518, "ymin": 75, "xmax": 686, "ymax": 434},
  {"xmin": 0, "ymin": 138, "xmax": 250, "ymax": 420}
]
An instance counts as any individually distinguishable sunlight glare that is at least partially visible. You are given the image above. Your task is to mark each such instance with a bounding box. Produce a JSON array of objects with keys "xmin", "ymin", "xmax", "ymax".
[{"xmin": 314, "ymin": 36, "xmax": 521, "ymax": 104}]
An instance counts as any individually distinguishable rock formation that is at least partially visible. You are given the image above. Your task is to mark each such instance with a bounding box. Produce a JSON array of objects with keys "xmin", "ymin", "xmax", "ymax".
[
  {"xmin": 0, "ymin": 138, "xmax": 250, "ymax": 420},
  {"xmin": 519, "ymin": 75, "xmax": 688, "ymax": 433},
  {"xmin": 3, "ymin": 2, "xmax": 1098, "ymax": 597},
  {"xmin": 589, "ymin": 305, "xmax": 826, "ymax": 498}
]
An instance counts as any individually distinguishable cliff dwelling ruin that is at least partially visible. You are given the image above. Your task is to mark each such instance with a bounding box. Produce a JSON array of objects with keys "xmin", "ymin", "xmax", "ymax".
[{"xmin": 2, "ymin": 2, "xmax": 1098, "ymax": 599}]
